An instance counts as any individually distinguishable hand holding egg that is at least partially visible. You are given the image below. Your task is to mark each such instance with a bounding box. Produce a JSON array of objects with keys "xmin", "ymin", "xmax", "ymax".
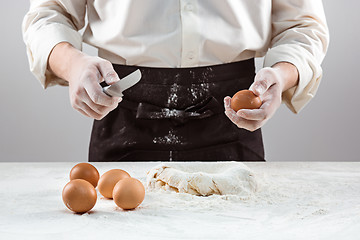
[{"xmin": 224, "ymin": 66, "xmax": 284, "ymax": 132}]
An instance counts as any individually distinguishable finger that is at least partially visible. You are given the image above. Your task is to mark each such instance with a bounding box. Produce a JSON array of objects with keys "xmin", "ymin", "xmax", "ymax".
[
  {"xmin": 237, "ymin": 109, "xmax": 266, "ymax": 121},
  {"xmin": 97, "ymin": 60, "xmax": 120, "ymax": 85},
  {"xmin": 262, "ymin": 82, "xmax": 282, "ymax": 102},
  {"xmin": 237, "ymin": 87, "xmax": 278, "ymax": 121},
  {"xmin": 225, "ymin": 110, "xmax": 261, "ymax": 132},
  {"xmin": 225, "ymin": 109, "xmax": 252, "ymax": 128},
  {"xmin": 81, "ymin": 99, "xmax": 119, "ymax": 120},
  {"xmin": 78, "ymin": 101, "xmax": 107, "ymax": 120},
  {"xmin": 82, "ymin": 92, "xmax": 118, "ymax": 116},
  {"xmin": 77, "ymin": 108, "xmax": 91, "ymax": 118},
  {"xmin": 83, "ymin": 74, "xmax": 119, "ymax": 107},
  {"xmin": 249, "ymin": 68, "xmax": 276, "ymax": 96},
  {"xmin": 225, "ymin": 109, "xmax": 241, "ymax": 125},
  {"xmin": 224, "ymin": 96, "xmax": 232, "ymax": 111}
]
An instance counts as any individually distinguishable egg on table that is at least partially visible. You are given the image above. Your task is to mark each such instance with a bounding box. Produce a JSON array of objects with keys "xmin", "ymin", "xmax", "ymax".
[
  {"xmin": 230, "ymin": 90, "xmax": 262, "ymax": 112},
  {"xmin": 69, "ymin": 163, "xmax": 100, "ymax": 188},
  {"xmin": 62, "ymin": 179, "xmax": 97, "ymax": 213},
  {"xmin": 113, "ymin": 177, "xmax": 145, "ymax": 210},
  {"xmin": 98, "ymin": 169, "xmax": 131, "ymax": 199}
]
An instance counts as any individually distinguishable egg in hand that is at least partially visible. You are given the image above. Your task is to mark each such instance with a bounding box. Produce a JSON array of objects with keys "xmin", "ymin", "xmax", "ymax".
[{"xmin": 230, "ymin": 90, "xmax": 262, "ymax": 112}]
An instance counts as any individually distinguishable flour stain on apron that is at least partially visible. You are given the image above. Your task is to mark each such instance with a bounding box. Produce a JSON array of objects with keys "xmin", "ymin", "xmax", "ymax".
[
  {"xmin": 152, "ymin": 129, "xmax": 184, "ymax": 145},
  {"xmin": 167, "ymin": 83, "xmax": 179, "ymax": 107},
  {"xmin": 158, "ymin": 67, "xmax": 216, "ymax": 150},
  {"xmin": 89, "ymin": 59, "xmax": 265, "ymax": 161}
]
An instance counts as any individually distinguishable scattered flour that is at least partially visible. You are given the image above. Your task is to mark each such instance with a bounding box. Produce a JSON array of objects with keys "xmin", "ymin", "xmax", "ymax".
[
  {"xmin": 189, "ymin": 82, "xmax": 210, "ymax": 101},
  {"xmin": 152, "ymin": 129, "xmax": 183, "ymax": 145},
  {"xmin": 166, "ymin": 67, "xmax": 215, "ymax": 106},
  {"xmin": 167, "ymin": 83, "xmax": 179, "ymax": 106},
  {"xmin": 161, "ymin": 108, "xmax": 179, "ymax": 118}
]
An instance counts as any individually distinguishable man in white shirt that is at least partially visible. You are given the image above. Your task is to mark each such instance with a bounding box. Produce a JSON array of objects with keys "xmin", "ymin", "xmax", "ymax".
[{"xmin": 22, "ymin": 0, "xmax": 329, "ymax": 161}]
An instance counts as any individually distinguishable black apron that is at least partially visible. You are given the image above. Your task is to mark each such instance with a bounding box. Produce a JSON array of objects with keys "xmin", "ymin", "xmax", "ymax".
[{"xmin": 89, "ymin": 58, "xmax": 265, "ymax": 161}]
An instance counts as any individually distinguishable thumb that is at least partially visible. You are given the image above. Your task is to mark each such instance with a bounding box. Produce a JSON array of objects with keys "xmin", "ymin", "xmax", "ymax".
[
  {"xmin": 249, "ymin": 68, "xmax": 274, "ymax": 96},
  {"xmin": 98, "ymin": 60, "xmax": 120, "ymax": 85}
]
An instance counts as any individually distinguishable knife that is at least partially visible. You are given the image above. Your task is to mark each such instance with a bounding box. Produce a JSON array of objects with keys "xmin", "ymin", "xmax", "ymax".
[{"xmin": 102, "ymin": 69, "xmax": 142, "ymax": 97}]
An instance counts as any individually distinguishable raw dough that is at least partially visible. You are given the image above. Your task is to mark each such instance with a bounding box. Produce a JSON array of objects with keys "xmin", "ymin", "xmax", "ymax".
[{"xmin": 146, "ymin": 162, "xmax": 257, "ymax": 196}]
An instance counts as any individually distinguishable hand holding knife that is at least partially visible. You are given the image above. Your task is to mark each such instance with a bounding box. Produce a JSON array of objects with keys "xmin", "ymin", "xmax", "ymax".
[{"xmin": 102, "ymin": 69, "xmax": 142, "ymax": 97}]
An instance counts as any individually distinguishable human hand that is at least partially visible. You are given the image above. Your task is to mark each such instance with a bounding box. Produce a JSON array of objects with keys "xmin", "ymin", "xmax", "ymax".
[
  {"xmin": 224, "ymin": 62, "xmax": 298, "ymax": 132},
  {"xmin": 48, "ymin": 42, "xmax": 122, "ymax": 120}
]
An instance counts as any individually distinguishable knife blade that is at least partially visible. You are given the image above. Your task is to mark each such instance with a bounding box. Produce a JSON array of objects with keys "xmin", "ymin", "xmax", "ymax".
[{"xmin": 102, "ymin": 69, "xmax": 142, "ymax": 97}]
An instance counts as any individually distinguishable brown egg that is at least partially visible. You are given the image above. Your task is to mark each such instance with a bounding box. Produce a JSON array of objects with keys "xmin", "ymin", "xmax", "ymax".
[
  {"xmin": 230, "ymin": 90, "xmax": 262, "ymax": 112},
  {"xmin": 113, "ymin": 178, "xmax": 145, "ymax": 210},
  {"xmin": 62, "ymin": 179, "xmax": 97, "ymax": 213},
  {"xmin": 70, "ymin": 163, "xmax": 100, "ymax": 188},
  {"xmin": 98, "ymin": 169, "xmax": 131, "ymax": 199}
]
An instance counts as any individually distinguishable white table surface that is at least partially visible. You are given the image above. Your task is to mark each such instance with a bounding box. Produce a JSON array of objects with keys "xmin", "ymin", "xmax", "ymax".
[{"xmin": 0, "ymin": 162, "xmax": 359, "ymax": 240}]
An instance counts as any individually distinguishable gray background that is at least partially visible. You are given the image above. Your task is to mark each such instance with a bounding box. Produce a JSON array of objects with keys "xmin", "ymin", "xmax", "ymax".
[{"xmin": 0, "ymin": 1, "xmax": 359, "ymax": 162}]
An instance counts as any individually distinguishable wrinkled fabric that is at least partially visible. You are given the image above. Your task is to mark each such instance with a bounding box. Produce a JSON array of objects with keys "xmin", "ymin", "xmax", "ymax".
[{"xmin": 22, "ymin": 0, "xmax": 329, "ymax": 113}]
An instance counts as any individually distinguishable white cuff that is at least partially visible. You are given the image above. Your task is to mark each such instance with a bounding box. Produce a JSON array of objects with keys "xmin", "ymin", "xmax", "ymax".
[
  {"xmin": 264, "ymin": 44, "xmax": 322, "ymax": 113},
  {"xmin": 25, "ymin": 23, "xmax": 82, "ymax": 88}
]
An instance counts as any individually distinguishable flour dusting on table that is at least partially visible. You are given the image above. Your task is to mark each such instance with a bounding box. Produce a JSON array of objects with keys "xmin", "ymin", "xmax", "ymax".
[{"xmin": 1, "ymin": 162, "xmax": 360, "ymax": 240}]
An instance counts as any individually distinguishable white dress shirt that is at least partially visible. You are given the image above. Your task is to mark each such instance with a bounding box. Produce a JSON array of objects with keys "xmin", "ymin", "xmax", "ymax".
[{"xmin": 22, "ymin": 0, "xmax": 329, "ymax": 113}]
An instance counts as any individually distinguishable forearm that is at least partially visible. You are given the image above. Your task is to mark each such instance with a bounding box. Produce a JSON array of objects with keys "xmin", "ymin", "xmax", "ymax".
[
  {"xmin": 271, "ymin": 62, "xmax": 299, "ymax": 93},
  {"xmin": 48, "ymin": 42, "xmax": 85, "ymax": 82}
]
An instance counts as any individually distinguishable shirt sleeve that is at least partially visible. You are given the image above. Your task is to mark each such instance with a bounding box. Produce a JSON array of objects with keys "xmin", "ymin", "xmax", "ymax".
[
  {"xmin": 264, "ymin": 0, "xmax": 330, "ymax": 113},
  {"xmin": 22, "ymin": 0, "xmax": 86, "ymax": 88}
]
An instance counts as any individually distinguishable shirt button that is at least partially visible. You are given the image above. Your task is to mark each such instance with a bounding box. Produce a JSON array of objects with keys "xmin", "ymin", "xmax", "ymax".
[
  {"xmin": 184, "ymin": 3, "xmax": 194, "ymax": 12},
  {"xmin": 187, "ymin": 51, "xmax": 195, "ymax": 60}
]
